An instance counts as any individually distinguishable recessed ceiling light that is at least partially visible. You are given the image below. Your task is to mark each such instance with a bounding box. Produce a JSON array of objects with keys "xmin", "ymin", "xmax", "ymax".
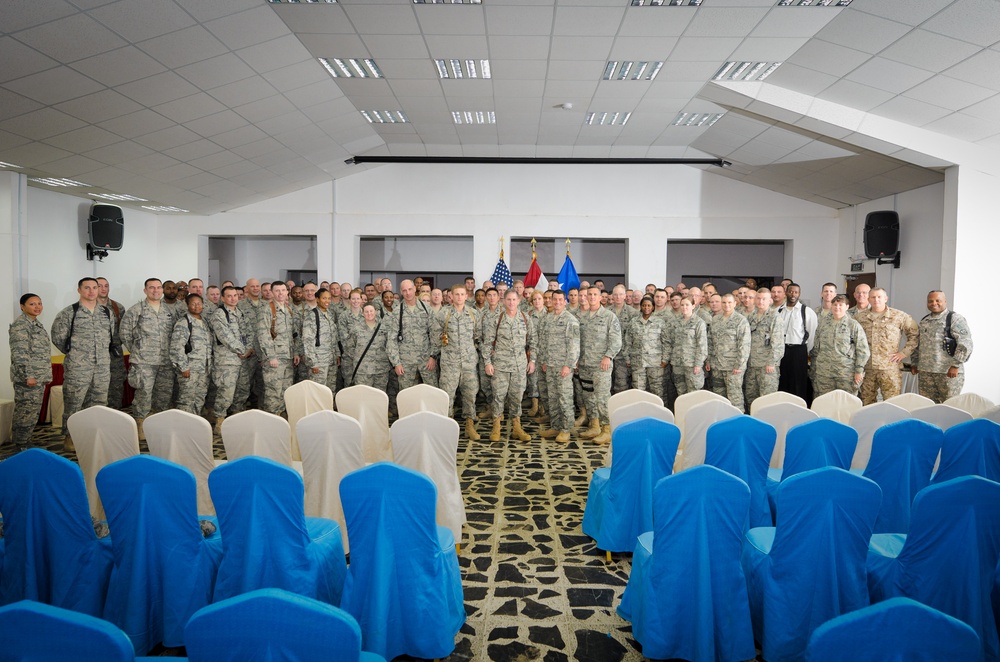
[
  {"xmin": 630, "ymin": 0, "xmax": 702, "ymax": 5},
  {"xmin": 603, "ymin": 61, "xmax": 663, "ymax": 81},
  {"xmin": 318, "ymin": 58, "xmax": 383, "ymax": 79},
  {"xmin": 777, "ymin": 0, "xmax": 851, "ymax": 5},
  {"xmin": 672, "ymin": 112, "xmax": 724, "ymax": 127},
  {"xmin": 712, "ymin": 61, "xmax": 782, "ymax": 82},
  {"xmin": 0, "ymin": 161, "xmax": 22, "ymax": 168},
  {"xmin": 142, "ymin": 205, "xmax": 189, "ymax": 213},
  {"xmin": 90, "ymin": 193, "xmax": 148, "ymax": 202},
  {"xmin": 435, "ymin": 59, "xmax": 491, "ymax": 79},
  {"xmin": 452, "ymin": 111, "xmax": 496, "ymax": 125},
  {"xmin": 584, "ymin": 111, "xmax": 632, "ymax": 126},
  {"xmin": 361, "ymin": 110, "xmax": 410, "ymax": 124},
  {"xmin": 29, "ymin": 177, "xmax": 89, "ymax": 187}
]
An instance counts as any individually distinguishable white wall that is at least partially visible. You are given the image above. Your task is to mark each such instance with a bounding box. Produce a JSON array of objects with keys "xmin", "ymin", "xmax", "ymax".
[{"xmin": 361, "ymin": 236, "xmax": 473, "ymax": 273}]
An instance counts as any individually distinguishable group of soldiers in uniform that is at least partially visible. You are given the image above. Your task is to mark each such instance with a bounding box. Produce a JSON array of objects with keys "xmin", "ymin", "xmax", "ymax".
[{"xmin": 7, "ymin": 272, "xmax": 974, "ymax": 451}]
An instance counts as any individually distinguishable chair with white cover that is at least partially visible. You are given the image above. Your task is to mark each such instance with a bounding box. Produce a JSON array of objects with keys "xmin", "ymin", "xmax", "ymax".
[
  {"xmin": 608, "ymin": 389, "xmax": 663, "ymax": 419},
  {"xmin": 754, "ymin": 402, "xmax": 819, "ymax": 469},
  {"xmin": 221, "ymin": 409, "xmax": 300, "ymax": 472},
  {"xmin": 980, "ymin": 404, "xmax": 1000, "ymax": 425},
  {"xmin": 673, "ymin": 390, "xmax": 729, "ymax": 439},
  {"xmin": 297, "ymin": 410, "xmax": 366, "ymax": 554},
  {"xmin": 910, "ymin": 403, "xmax": 972, "ymax": 431},
  {"xmin": 396, "ymin": 383, "xmax": 449, "ymax": 419},
  {"xmin": 67, "ymin": 406, "xmax": 140, "ymax": 521},
  {"xmin": 284, "ymin": 380, "xmax": 333, "ymax": 462},
  {"xmin": 810, "ymin": 389, "xmax": 863, "ymax": 425},
  {"xmin": 885, "ymin": 392, "xmax": 935, "ymax": 412},
  {"xmin": 336, "ymin": 385, "xmax": 392, "ymax": 464},
  {"xmin": 144, "ymin": 409, "xmax": 220, "ymax": 516},
  {"xmin": 749, "ymin": 391, "xmax": 807, "ymax": 417},
  {"xmin": 945, "ymin": 392, "xmax": 995, "ymax": 418},
  {"xmin": 391, "ymin": 411, "xmax": 466, "ymax": 544},
  {"xmin": 610, "ymin": 401, "xmax": 674, "ymax": 432},
  {"xmin": 849, "ymin": 402, "xmax": 910, "ymax": 470},
  {"xmin": 676, "ymin": 400, "xmax": 742, "ymax": 472}
]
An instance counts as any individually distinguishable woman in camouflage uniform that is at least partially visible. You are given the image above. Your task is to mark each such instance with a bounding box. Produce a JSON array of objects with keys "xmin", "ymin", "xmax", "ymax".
[{"xmin": 9, "ymin": 294, "xmax": 52, "ymax": 449}]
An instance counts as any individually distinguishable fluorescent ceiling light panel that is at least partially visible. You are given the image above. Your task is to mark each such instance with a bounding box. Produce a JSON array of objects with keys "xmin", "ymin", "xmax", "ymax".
[
  {"xmin": 452, "ymin": 110, "xmax": 496, "ymax": 124},
  {"xmin": 30, "ymin": 177, "xmax": 90, "ymax": 187},
  {"xmin": 603, "ymin": 61, "xmax": 663, "ymax": 81},
  {"xmin": 584, "ymin": 111, "xmax": 632, "ymax": 126},
  {"xmin": 361, "ymin": 110, "xmax": 410, "ymax": 123},
  {"xmin": 712, "ymin": 61, "xmax": 782, "ymax": 82},
  {"xmin": 672, "ymin": 112, "xmax": 724, "ymax": 126},
  {"xmin": 90, "ymin": 192, "xmax": 148, "ymax": 202},
  {"xmin": 318, "ymin": 58, "xmax": 384, "ymax": 79},
  {"xmin": 142, "ymin": 205, "xmax": 189, "ymax": 213},
  {"xmin": 630, "ymin": 0, "xmax": 702, "ymax": 5},
  {"xmin": 0, "ymin": 161, "xmax": 22, "ymax": 168},
  {"xmin": 435, "ymin": 59, "xmax": 491, "ymax": 79}
]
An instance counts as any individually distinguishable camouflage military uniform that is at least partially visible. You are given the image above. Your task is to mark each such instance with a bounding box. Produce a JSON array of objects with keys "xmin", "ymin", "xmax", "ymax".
[
  {"xmin": 611, "ymin": 304, "xmax": 637, "ymax": 394},
  {"xmin": 386, "ymin": 300, "xmax": 438, "ymax": 390},
  {"xmin": 578, "ymin": 306, "xmax": 622, "ymax": 425},
  {"xmin": 257, "ymin": 301, "xmax": 296, "ymax": 415},
  {"xmin": 170, "ymin": 313, "xmax": 214, "ymax": 415},
  {"xmin": 540, "ymin": 310, "xmax": 580, "ymax": 433},
  {"xmin": 292, "ymin": 303, "xmax": 312, "ymax": 384},
  {"xmin": 210, "ymin": 304, "xmax": 253, "ymax": 416},
  {"xmin": 668, "ymin": 315, "xmax": 708, "ymax": 395},
  {"xmin": 809, "ymin": 315, "xmax": 870, "ymax": 397},
  {"xmin": 477, "ymin": 305, "xmax": 501, "ymax": 406},
  {"xmin": 433, "ymin": 305, "xmax": 480, "ymax": 419},
  {"xmin": 854, "ymin": 306, "xmax": 918, "ymax": 405},
  {"xmin": 9, "ymin": 313, "xmax": 52, "ymax": 446},
  {"xmin": 105, "ymin": 299, "xmax": 126, "ymax": 409},
  {"xmin": 746, "ymin": 308, "xmax": 785, "ymax": 408},
  {"xmin": 237, "ymin": 297, "xmax": 264, "ymax": 408},
  {"xmin": 483, "ymin": 310, "xmax": 536, "ymax": 418},
  {"xmin": 302, "ymin": 306, "xmax": 341, "ymax": 392},
  {"xmin": 51, "ymin": 303, "xmax": 112, "ymax": 428},
  {"xmin": 912, "ymin": 309, "xmax": 973, "ymax": 403},
  {"xmin": 338, "ymin": 310, "xmax": 364, "ymax": 389},
  {"xmin": 350, "ymin": 320, "xmax": 391, "ymax": 391},
  {"xmin": 628, "ymin": 314, "xmax": 668, "ymax": 399},
  {"xmin": 708, "ymin": 311, "xmax": 751, "ymax": 410},
  {"xmin": 120, "ymin": 300, "xmax": 175, "ymax": 419},
  {"xmin": 654, "ymin": 311, "xmax": 679, "ymax": 408},
  {"xmin": 527, "ymin": 308, "xmax": 547, "ymax": 404}
]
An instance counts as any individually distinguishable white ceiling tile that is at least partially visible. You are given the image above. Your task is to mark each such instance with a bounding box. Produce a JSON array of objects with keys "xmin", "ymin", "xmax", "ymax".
[
  {"xmin": 34, "ymin": 154, "xmax": 106, "ymax": 177},
  {"xmin": 854, "ymin": 0, "xmax": 954, "ymax": 27},
  {"xmin": 162, "ymin": 140, "xmax": 224, "ymax": 162},
  {"xmin": 42, "ymin": 124, "xmax": 122, "ymax": 152},
  {"xmin": 54, "ymin": 89, "xmax": 143, "ymax": 124},
  {"xmin": 880, "ymin": 29, "xmax": 982, "ymax": 74},
  {"xmin": 845, "ymin": 57, "xmax": 934, "ymax": 95},
  {"xmin": 609, "ymin": 36, "xmax": 678, "ymax": 60},
  {"xmin": 960, "ymin": 93, "xmax": 1000, "ymax": 121},
  {"xmin": 923, "ymin": 111, "xmax": 1000, "ymax": 142},
  {"xmin": 186, "ymin": 110, "xmax": 249, "ymax": 138},
  {"xmin": 762, "ymin": 62, "xmax": 838, "ymax": 96},
  {"xmin": 205, "ymin": 5, "xmax": 291, "ymax": 51},
  {"xmin": 296, "ymin": 33, "xmax": 369, "ymax": 58},
  {"xmin": 552, "ymin": 35, "xmax": 613, "ymax": 60},
  {"xmin": 683, "ymin": 8, "xmax": 770, "ymax": 38},
  {"xmin": 755, "ymin": 125, "xmax": 813, "ymax": 151},
  {"xmin": 488, "ymin": 35, "xmax": 552, "ymax": 60},
  {"xmin": 0, "ymin": 141, "xmax": 74, "ymax": 167},
  {"xmin": 484, "ymin": 5, "xmax": 554, "ymax": 36},
  {"xmin": 177, "ymin": 53, "xmax": 257, "ymax": 90},
  {"xmin": 262, "ymin": 60, "xmax": 332, "ymax": 92},
  {"xmin": 494, "ymin": 96, "xmax": 543, "ymax": 113},
  {"xmin": 133, "ymin": 125, "xmax": 202, "ymax": 151},
  {"xmin": 904, "ymin": 75, "xmax": 995, "ymax": 111},
  {"xmin": 0, "ymin": 38, "xmax": 58, "ymax": 84},
  {"xmin": 785, "ymin": 38, "xmax": 871, "ymax": 78},
  {"xmin": 943, "ymin": 48, "xmax": 1000, "ymax": 91},
  {"xmin": 341, "ymin": 5, "xmax": 421, "ymax": 35},
  {"xmin": 234, "ymin": 96, "xmax": 298, "ymax": 123},
  {"xmin": 870, "ymin": 95, "xmax": 951, "ymax": 126},
  {"xmin": 922, "ymin": 0, "xmax": 1000, "ymax": 47},
  {"xmin": 816, "ymin": 79, "xmax": 896, "ymax": 111},
  {"xmin": 270, "ymin": 3, "xmax": 354, "ymax": 34},
  {"xmin": 155, "ymin": 93, "xmax": 229, "ymax": 123},
  {"xmin": 618, "ymin": 7, "xmax": 695, "ymax": 37},
  {"xmin": 655, "ymin": 61, "xmax": 721, "ymax": 82},
  {"xmin": 546, "ymin": 60, "xmax": 604, "ymax": 81},
  {"xmin": 749, "ymin": 7, "xmax": 841, "ymax": 38},
  {"xmin": 237, "ymin": 35, "xmax": 313, "ymax": 76},
  {"xmin": 285, "ymin": 81, "xmax": 345, "ymax": 109},
  {"xmin": 90, "ymin": 0, "xmax": 197, "ymax": 42},
  {"xmin": 16, "ymin": 13, "xmax": 127, "ymax": 62},
  {"xmin": 542, "ymin": 79, "xmax": 597, "ymax": 98},
  {"xmin": 208, "ymin": 78, "xmax": 279, "ymax": 109},
  {"xmin": 730, "ymin": 37, "xmax": 810, "ymax": 61},
  {"xmin": 645, "ymin": 81, "xmax": 705, "ymax": 99},
  {"xmin": 361, "ymin": 35, "xmax": 430, "ymax": 60},
  {"xmin": 0, "ymin": 129, "xmax": 32, "ymax": 151},
  {"xmin": 138, "ymin": 25, "xmax": 230, "ymax": 69},
  {"xmin": 2, "ymin": 1, "xmax": 78, "ymax": 33},
  {"xmin": 83, "ymin": 140, "xmax": 155, "ymax": 165},
  {"xmin": 71, "ymin": 46, "xmax": 167, "ymax": 87},
  {"xmin": 3, "ymin": 66, "xmax": 104, "ymax": 105},
  {"xmin": 0, "ymin": 107, "xmax": 86, "ymax": 140},
  {"xmin": 669, "ymin": 37, "xmax": 743, "ymax": 61},
  {"xmin": 552, "ymin": 6, "xmax": 624, "ymax": 37},
  {"xmin": 424, "ymin": 35, "xmax": 490, "ymax": 58},
  {"xmin": 415, "ymin": 5, "xmax": 486, "ymax": 35},
  {"xmin": 117, "ymin": 71, "xmax": 200, "ymax": 106},
  {"xmin": 813, "ymin": 10, "xmax": 911, "ymax": 55},
  {"xmin": 389, "ymin": 79, "xmax": 445, "ymax": 98},
  {"xmin": 98, "ymin": 109, "xmax": 175, "ymax": 139}
]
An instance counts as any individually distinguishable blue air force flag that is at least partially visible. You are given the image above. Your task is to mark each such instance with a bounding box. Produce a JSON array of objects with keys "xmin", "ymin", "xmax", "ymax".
[{"xmin": 557, "ymin": 255, "xmax": 580, "ymax": 292}]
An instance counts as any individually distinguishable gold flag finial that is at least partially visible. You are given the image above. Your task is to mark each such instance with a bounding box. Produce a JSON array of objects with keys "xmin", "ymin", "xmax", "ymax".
[
  {"xmin": 565, "ymin": 238, "xmax": 572, "ymax": 256},
  {"xmin": 499, "ymin": 235, "xmax": 504, "ymax": 260},
  {"xmin": 531, "ymin": 237, "xmax": 537, "ymax": 260}
]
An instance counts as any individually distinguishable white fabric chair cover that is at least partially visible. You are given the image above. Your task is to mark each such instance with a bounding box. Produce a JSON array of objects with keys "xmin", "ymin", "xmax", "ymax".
[
  {"xmin": 221, "ymin": 410, "xmax": 301, "ymax": 473},
  {"xmin": 336, "ymin": 385, "xmax": 392, "ymax": 464},
  {"xmin": 66, "ymin": 406, "xmax": 140, "ymax": 520},
  {"xmin": 885, "ymin": 393, "xmax": 935, "ymax": 412},
  {"xmin": 755, "ymin": 403, "xmax": 820, "ymax": 469},
  {"xmin": 944, "ymin": 392, "xmax": 995, "ymax": 418},
  {"xmin": 144, "ymin": 409, "xmax": 220, "ymax": 516},
  {"xmin": 673, "ymin": 390, "xmax": 729, "ymax": 437},
  {"xmin": 849, "ymin": 402, "xmax": 910, "ymax": 470},
  {"xmin": 296, "ymin": 410, "xmax": 366, "ymax": 553},
  {"xmin": 676, "ymin": 400, "xmax": 743, "ymax": 472},
  {"xmin": 810, "ymin": 390, "xmax": 863, "ymax": 425},
  {"xmin": 611, "ymin": 401, "xmax": 674, "ymax": 432},
  {"xmin": 749, "ymin": 391, "xmax": 807, "ymax": 417},
  {"xmin": 391, "ymin": 411, "xmax": 466, "ymax": 543},
  {"xmin": 284, "ymin": 380, "xmax": 334, "ymax": 462},
  {"xmin": 911, "ymin": 404, "xmax": 972, "ymax": 431},
  {"xmin": 396, "ymin": 384, "xmax": 450, "ymax": 419},
  {"xmin": 608, "ymin": 389, "xmax": 663, "ymax": 419},
  {"xmin": 980, "ymin": 404, "xmax": 1000, "ymax": 425}
]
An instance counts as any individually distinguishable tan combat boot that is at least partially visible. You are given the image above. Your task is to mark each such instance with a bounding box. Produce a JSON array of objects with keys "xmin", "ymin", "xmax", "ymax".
[
  {"xmin": 512, "ymin": 417, "xmax": 531, "ymax": 442},
  {"xmin": 574, "ymin": 407, "xmax": 588, "ymax": 428},
  {"xmin": 555, "ymin": 431, "xmax": 571, "ymax": 443},
  {"xmin": 465, "ymin": 418, "xmax": 481, "ymax": 441},
  {"xmin": 214, "ymin": 416, "xmax": 226, "ymax": 434},
  {"xmin": 489, "ymin": 416, "xmax": 503, "ymax": 441},
  {"xmin": 63, "ymin": 434, "xmax": 75, "ymax": 452},
  {"xmin": 526, "ymin": 398, "xmax": 539, "ymax": 417},
  {"xmin": 538, "ymin": 426, "xmax": 559, "ymax": 439},
  {"xmin": 136, "ymin": 417, "xmax": 145, "ymax": 441},
  {"xmin": 592, "ymin": 424, "xmax": 612, "ymax": 445},
  {"xmin": 580, "ymin": 418, "xmax": 601, "ymax": 439}
]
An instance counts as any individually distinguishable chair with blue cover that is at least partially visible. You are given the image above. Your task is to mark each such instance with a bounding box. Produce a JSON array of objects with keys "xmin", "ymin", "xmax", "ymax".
[
  {"xmin": 208, "ymin": 456, "xmax": 346, "ymax": 606},
  {"xmin": 339, "ymin": 463, "xmax": 464, "ymax": 661},
  {"xmin": 867, "ymin": 476, "xmax": 1000, "ymax": 662},
  {"xmin": 96, "ymin": 455, "xmax": 223, "ymax": 655},
  {"xmin": 704, "ymin": 416, "xmax": 777, "ymax": 529},
  {"xmin": 185, "ymin": 588, "xmax": 385, "ymax": 662},
  {"xmin": 0, "ymin": 449, "xmax": 113, "ymax": 617},
  {"xmin": 144, "ymin": 409, "xmax": 221, "ymax": 516},
  {"xmin": 862, "ymin": 419, "xmax": 943, "ymax": 534},
  {"xmin": 581, "ymin": 418, "xmax": 681, "ymax": 555},
  {"xmin": 618, "ymin": 466, "xmax": 755, "ymax": 662},
  {"xmin": 849, "ymin": 401, "xmax": 910, "ymax": 470},
  {"xmin": 0, "ymin": 600, "xmax": 147, "ymax": 662},
  {"xmin": 806, "ymin": 597, "xmax": 981, "ymax": 662},
  {"xmin": 742, "ymin": 467, "xmax": 881, "ymax": 662},
  {"xmin": 932, "ymin": 418, "xmax": 1000, "ymax": 484},
  {"xmin": 675, "ymin": 400, "xmax": 742, "ymax": 472}
]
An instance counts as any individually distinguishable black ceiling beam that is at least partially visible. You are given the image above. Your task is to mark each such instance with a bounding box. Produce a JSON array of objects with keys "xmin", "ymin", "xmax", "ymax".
[{"xmin": 346, "ymin": 155, "xmax": 730, "ymax": 167}]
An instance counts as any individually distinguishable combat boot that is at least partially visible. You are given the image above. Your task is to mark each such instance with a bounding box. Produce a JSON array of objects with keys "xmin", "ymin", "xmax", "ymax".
[
  {"xmin": 580, "ymin": 419, "xmax": 601, "ymax": 439},
  {"xmin": 526, "ymin": 398, "xmax": 539, "ymax": 417},
  {"xmin": 555, "ymin": 431, "xmax": 571, "ymax": 443},
  {"xmin": 62, "ymin": 434, "xmax": 75, "ymax": 452},
  {"xmin": 574, "ymin": 407, "xmax": 588, "ymax": 428},
  {"xmin": 592, "ymin": 424, "xmax": 612, "ymax": 445},
  {"xmin": 136, "ymin": 417, "xmax": 145, "ymax": 441},
  {"xmin": 215, "ymin": 416, "xmax": 225, "ymax": 434},
  {"xmin": 465, "ymin": 418, "xmax": 481, "ymax": 441},
  {"xmin": 538, "ymin": 426, "xmax": 559, "ymax": 439},
  {"xmin": 489, "ymin": 416, "xmax": 503, "ymax": 441},
  {"xmin": 512, "ymin": 417, "xmax": 531, "ymax": 441}
]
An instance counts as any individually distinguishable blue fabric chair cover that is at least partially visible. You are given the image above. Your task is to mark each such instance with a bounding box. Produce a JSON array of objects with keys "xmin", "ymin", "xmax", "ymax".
[
  {"xmin": 862, "ymin": 419, "xmax": 942, "ymax": 534},
  {"xmin": 867, "ymin": 476, "xmax": 1000, "ymax": 662},
  {"xmin": 933, "ymin": 418, "xmax": 1000, "ymax": 484},
  {"xmin": 766, "ymin": 418, "xmax": 858, "ymax": 519},
  {"xmin": 339, "ymin": 463, "xmax": 464, "ymax": 661},
  {"xmin": 743, "ymin": 467, "xmax": 881, "ymax": 662},
  {"xmin": 0, "ymin": 599, "xmax": 141, "ymax": 662},
  {"xmin": 0, "ymin": 449, "xmax": 113, "ymax": 617},
  {"xmin": 704, "ymin": 416, "xmax": 776, "ymax": 529},
  {"xmin": 806, "ymin": 597, "xmax": 981, "ymax": 662},
  {"xmin": 581, "ymin": 418, "xmax": 681, "ymax": 552},
  {"xmin": 618, "ymin": 465, "xmax": 755, "ymax": 661},
  {"xmin": 185, "ymin": 588, "xmax": 385, "ymax": 662},
  {"xmin": 96, "ymin": 455, "xmax": 223, "ymax": 654},
  {"xmin": 208, "ymin": 456, "xmax": 346, "ymax": 606}
]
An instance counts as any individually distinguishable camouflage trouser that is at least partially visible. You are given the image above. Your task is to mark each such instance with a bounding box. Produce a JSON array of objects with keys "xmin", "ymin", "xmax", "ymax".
[
  {"xmin": 573, "ymin": 372, "xmax": 585, "ymax": 413},
  {"xmin": 204, "ymin": 374, "xmax": 217, "ymax": 413},
  {"xmin": 440, "ymin": 361, "xmax": 479, "ymax": 419},
  {"xmin": 745, "ymin": 366, "xmax": 779, "ymax": 409},
  {"xmin": 307, "ymin": 362, "xmax": 339, "ymax": 397},
  {"xmin": 13, "ymin": 382, "xmax": 46, "ymax": 446},
  {"xmin": 339, "ymin": 358, "xmax": 354, "ymax": 394},
  {"xmin": 108, "ymin": 353, "xmax": 126, "ymax": 409},
  {"xmin": 527, "ymin": 365, "xmax": 539, "ymax": 398},
  {"xmin": 672, "ymin": 366, "xmax": 705, "ymax": 397},
  {"xmin": 918, "ymin": 371, "xmax": 964, "ymax": 404},
  {"xmin": 663, "ymin": 365, "xmax": 678, "ymax": 411},
  {"xmin": 128, "ymin": 363, "xmax": 172, "ymax": 419},
  {"xmin": 396, "ymin": 362, "xmax": 439, "ymax": 391},
  {"xmin": 579, "ymin": 364, "xmax": 612, "ymax": 425},
  {"xmin": 537, "ymin": 364, "xmax": 548, "ymax": 412},
  {"xmin": 860, "ymin": 368, "xmax": 902, "ymax": 405},
  {"xmin": 702, "ymin": 365, "xmax": 714, "ymax": 392},
  {"xmin": 478, "ymin": 355, "xmax": 492, "ymax": 403},
  {"xmin": 611, "ymin": 355, "xmax": 631, "ymax": 395},
  {"xmin": 633, "ymin": 366, "xmax": 665, "ymax": 400},
  {"xmin": 295, "ymin": 360, "xmax": 311, "ymax": 385},
  {"xmin": 354, "ymin": 370, "xmax": 390, "ymax": 393},
  {"xmin": 545, "ymin": 369, "xmax": 574, "ymax": 432},
  {"xmin": 214, "ymin": 359, "xmax": 253, "ymax": 416},
  {"xmin": 249, "ymin": 361, "xmax": 264, "ymax": 409},
  {"xmin": 491, "ymin": 369, "xmax": 527, "ymax": 418},
  {"xmin": 813, "ymin": 371, "xmax": 859, "ymax": 399},
  {"xmin": 63, "ymin": 359, "xmax": 110, "ymax": 429},
  {"xmin": 262, "ymin": 359, "xmax": 294, "ymax": 415},
  {"xmin": 711, "ymin": 367, "xmax": 746, "ymax": 411},
  {"xmin": 176, "ymin": 368, "xmax": 210, "ymax": 415}
]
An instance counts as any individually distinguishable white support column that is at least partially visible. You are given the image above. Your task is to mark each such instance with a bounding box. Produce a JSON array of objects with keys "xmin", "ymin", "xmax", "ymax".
[{"xmin": 0, "ymin": 172, "xmax": 27, "ymax": 399}]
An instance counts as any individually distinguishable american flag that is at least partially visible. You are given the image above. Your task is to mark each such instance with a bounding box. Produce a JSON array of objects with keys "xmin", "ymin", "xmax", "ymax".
[{"xmin": 491, "ymin": 257, "xmax": 514, "ymax": 287}]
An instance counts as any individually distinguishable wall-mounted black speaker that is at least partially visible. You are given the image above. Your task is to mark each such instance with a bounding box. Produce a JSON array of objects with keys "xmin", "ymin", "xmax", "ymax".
[
  {"xmin": 88, "ymin": 203, "xmax": 124, "ymax": 251},
  {"xmin": 863, "ymin": 210, "xmax": 899, "ymax": 258}
]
